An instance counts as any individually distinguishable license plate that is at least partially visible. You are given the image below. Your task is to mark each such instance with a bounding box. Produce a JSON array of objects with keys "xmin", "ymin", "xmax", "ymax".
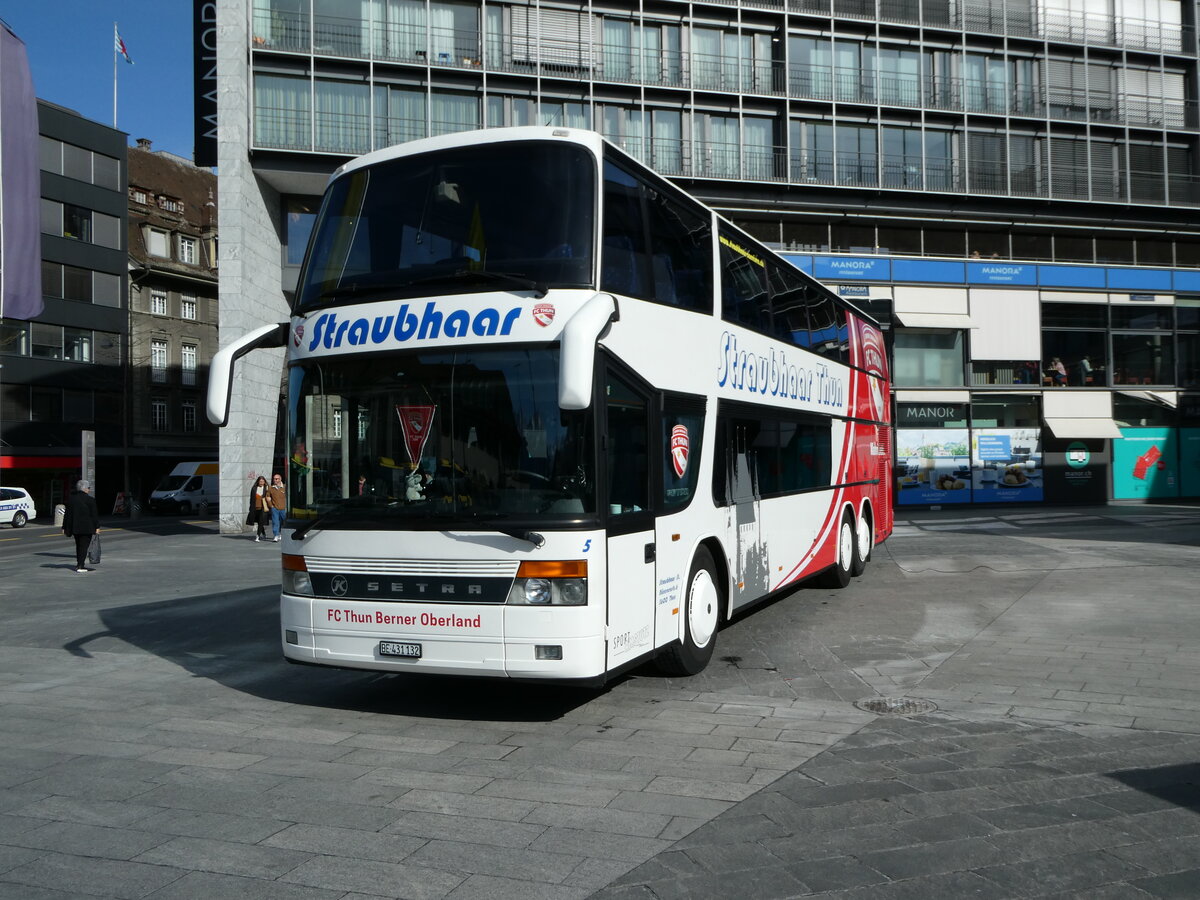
[{"xmin": 379, "ymin": 641, "xmax": 421, "ymax": 659}]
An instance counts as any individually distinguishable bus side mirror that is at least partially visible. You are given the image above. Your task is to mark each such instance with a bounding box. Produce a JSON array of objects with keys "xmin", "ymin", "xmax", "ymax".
[
  {"xmin": 207, "ymin": 322, "xmax": 289, "ymax": 426},
  {"xmin": 558, "ymin": 293, "xmax": 617, "ymax": 410}
]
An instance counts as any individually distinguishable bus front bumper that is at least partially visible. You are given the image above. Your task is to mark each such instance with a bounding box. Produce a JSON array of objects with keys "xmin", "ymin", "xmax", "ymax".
[{"xmin": 282, "ymin": 594, "xmax": 606, "ymax": 679}]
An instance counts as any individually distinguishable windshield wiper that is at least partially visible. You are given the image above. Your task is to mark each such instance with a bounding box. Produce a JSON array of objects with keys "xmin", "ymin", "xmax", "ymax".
[
  {"xmin": 291, "ymin": 498, "xmax": 385, "ymax": 540},
  {"xmin": 424, "ymin": 510, "xmax": 546, "ymax": 547},
  {"xmin": 408, "ymin": 268, "xmax": 548, "ymax": 298}
]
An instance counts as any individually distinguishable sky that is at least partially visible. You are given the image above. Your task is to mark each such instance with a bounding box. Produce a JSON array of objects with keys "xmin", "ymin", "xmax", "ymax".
[{"xmin": 2, "ymin": 2, "xmax": 198, "ymax": 162}]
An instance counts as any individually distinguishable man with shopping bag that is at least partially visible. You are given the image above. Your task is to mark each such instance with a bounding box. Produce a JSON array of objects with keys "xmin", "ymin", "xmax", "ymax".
[{"xmin": 63, "ymin": 480, "xmax": 100, "ymax": 573}]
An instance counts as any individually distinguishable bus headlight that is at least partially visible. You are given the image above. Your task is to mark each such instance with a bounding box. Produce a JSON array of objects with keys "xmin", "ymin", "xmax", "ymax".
[
  {"xmin": 282, "ymin": 554, "xmax": 313, "ymax": 596},
  {"xmin": 506, "ymin": 561, "xmax": 588, "ymax": 606},
  {"xmin": 523, "ymin": 578, "xmax": 552, "ymax": 605}
]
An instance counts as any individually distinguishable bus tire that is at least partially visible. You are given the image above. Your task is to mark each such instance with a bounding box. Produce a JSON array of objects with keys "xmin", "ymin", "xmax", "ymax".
[
  {"xmin": 657, "ymin": 546, "xmax": 721, "ymax": 677},
  {"xmin": 819, "ymin": 510, "xmax": 856, "ymax": 589},
  {"xmin": 852, "ymin": 508, "xmax": 872, "ymax": 577}
]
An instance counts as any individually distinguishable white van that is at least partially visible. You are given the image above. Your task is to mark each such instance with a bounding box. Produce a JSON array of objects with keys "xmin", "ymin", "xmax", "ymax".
[{"xmin": 148, "ymin": 462, "xmax": 218, "ymax": 514}]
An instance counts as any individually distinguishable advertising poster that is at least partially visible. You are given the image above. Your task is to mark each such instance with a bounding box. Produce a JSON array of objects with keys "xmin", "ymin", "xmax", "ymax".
[
  {"xmin": 971, "ymin": 428, "xmax": 1043, "ymax": 503},
  {"xmin": 895, "ymin": 428, "xmax": 972, "ymax": 505},
  {"xmin": 1044, "ymin": 438, "xmax": 1109, "ymax": 504},
  {"xmin": 1112, "ymin": 428, "xmax": 1179, "ymax": 499}
]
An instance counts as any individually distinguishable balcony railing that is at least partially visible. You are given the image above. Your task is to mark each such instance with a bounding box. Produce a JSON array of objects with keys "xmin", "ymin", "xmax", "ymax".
[{"xmin": 253, "ymin": 103, "xmax": 1200, "ymax": 208}]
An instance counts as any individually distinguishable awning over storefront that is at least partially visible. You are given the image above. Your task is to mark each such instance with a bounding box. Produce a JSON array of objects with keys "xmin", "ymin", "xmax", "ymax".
[
  {"xmin": 1118, "ymin": 390, "xmax": 1178, "ymax": 408},
  {"xmin": 893, "ymin": 287, "xmax": 972, "ymax": 329},
  {"xmin": 1043, "ymin": 392, "xmax": 1123, "ymax": 439}
]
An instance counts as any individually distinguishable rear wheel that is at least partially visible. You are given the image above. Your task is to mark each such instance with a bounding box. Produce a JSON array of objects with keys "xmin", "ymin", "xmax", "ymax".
[
  {"xmin": 852, "ymin": 509, "xmax": 872, "ymax": 577},
  {"xmin": 819, "ymin": 510, "xmax": 856, "ymax": 589},
  {"xmin": 657, "ymin": 546, "xmax": 722, "ymax": 676},
  {"xmin": 11, "ymin": 511, "xmax": 27, "ymax": 528}
]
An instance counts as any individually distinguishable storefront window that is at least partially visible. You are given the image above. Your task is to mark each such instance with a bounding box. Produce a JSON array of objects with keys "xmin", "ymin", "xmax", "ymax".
[
  {"xmin": 1112, "ymin": 396, "xmax": 1179, "ymax": 500},
  {"xmin": 1111, "ymin": 334, "xmax": 1174, "ymax": 386},
  {"xmin": 1041, "ymin": 302, "xmax": 1107, "ymax": 329},
  {"xmin": 894, "ymin": 402, "xmax": 970, "ymax": 505},
  {"xmin": 1041, "ymin": 331, "xmax": 1107, "ymax": 386},
  {"xmin": 970, "ymin": 395, "xmax": 1043, "ymax": 502},
  {"xmin": 1110, "ymin": 305, "xmax": 1172, "ymax": 330},
  {"xmin": 893, "ymin": 329, "xmax": 964, "ymax": 387},
  {"xmin": 1177, "ymin": 298, "xmax": 1200, "ymax": 330},
  {"xmin": 971, "ymin": 360, "xmax": 1040, "ymax": 386},
  {"xmin": 1179, "ymin": 333, "xmax": 1200, "ymax": 388}
]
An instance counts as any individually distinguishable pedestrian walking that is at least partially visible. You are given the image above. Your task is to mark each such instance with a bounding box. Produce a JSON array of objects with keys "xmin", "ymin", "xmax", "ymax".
[
  {"xmin": 247, "ymin": 475, "xmax": 270, "ymax": 542},
  {"xmin": 62, "ymin": 479, "xmax": 100, "ymax": 573},
  {"xmin": 267, "ymin": 473, "xmax": 286, "ymax": 542}
]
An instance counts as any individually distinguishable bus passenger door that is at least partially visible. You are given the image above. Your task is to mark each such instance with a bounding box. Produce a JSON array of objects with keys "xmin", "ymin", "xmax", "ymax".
[{"xmin": 604, "ymin": 369, "xmax": 656, "ymax": 668}]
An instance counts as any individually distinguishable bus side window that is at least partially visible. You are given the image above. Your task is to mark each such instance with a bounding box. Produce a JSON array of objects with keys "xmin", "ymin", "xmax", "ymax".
[
  {"xmin": 601, "ymin": 161, "xmax": 651, "ymax": 300},
  {"xmin": 645, "ymin": 191, "xmax": 713, "ymax": 312},
  {"xmin": 605, "ymin": 373, "xmax": 649, "ymax": 516},
  {"xmin": 806, "ymin": 294, "xmax": 848, "ymax": 363},
  {"xmin": 719, "ymin": 229, "xmax": 769, "ymax": 332},
  {"xmin": 662, "ymin": 402, "xmax": 705, "ymax": 510}
]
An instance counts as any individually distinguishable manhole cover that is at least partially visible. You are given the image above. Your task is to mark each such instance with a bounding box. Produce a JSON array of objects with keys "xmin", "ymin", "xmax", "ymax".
[{"xmin": 854, "ymin": 697, "xmax": 938, "ymax": 716}]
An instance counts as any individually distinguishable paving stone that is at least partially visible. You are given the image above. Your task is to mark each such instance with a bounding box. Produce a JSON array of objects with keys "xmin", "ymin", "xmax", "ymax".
[
  {"xmin": 406, "ymin": 839, "xmax": 583, "ymax": 883},
  {"xmin": 281, "ymin": 854, "xmax": 464, "ymax": 898},
  {"xmin": 134, "ymin": 835, "xmax": 313, "ymax": 879},
  {"xmin": 132, "ymin": 870, "xmax": 341, "ymax": 899}
]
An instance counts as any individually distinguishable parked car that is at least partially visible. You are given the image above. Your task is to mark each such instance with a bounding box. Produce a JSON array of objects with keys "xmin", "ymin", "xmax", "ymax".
[{"xmin": 0, "ymin": 487, "xmax": 36, "ymax": 527}]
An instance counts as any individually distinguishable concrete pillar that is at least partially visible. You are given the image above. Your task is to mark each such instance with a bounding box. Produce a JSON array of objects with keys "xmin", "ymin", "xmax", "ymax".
[{"xmin": 216, "ymin": 0, "xmax": 289, "ymax": 533}]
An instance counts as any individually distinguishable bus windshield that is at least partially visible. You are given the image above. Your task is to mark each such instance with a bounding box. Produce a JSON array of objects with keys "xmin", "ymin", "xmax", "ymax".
[
  {"xmin": 295, "ymin": 142, "xmax": 596, "ymax": 314},
  {"xmin": 287, "ymin": 347, "xmax": 596, "ymax": 525}
]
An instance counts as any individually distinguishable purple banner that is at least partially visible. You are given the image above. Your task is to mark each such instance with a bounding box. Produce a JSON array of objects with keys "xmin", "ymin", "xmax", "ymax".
[{"xmin": 0, "ymin": 24, "xmax": 42, "ymax": 321}]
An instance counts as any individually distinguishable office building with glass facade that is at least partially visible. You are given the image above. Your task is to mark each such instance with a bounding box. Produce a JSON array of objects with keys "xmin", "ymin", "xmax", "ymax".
[{"xmin": 215, "ymin": 0, "xmax": 1200, "ymax": 520}]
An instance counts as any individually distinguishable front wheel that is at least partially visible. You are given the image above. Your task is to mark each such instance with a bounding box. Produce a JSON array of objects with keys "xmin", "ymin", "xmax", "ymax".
[
  {"xmin": 179, "ymin": 502, "xmax": 192, "ymax": 516},
  {"xmin": 819, "ymin": 511, "xmax": 856, "ymax": 589},
  {"xmin": 11, "ymin": 511, "xmax": 27, "ymax": 528},
  {"xmin": 656, "ymin": 546, "xmax": 722, "ymax": 676}
]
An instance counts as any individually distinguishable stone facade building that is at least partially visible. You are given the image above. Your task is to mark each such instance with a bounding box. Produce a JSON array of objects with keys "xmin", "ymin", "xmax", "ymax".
[{"xmin": 126, "ymin": 139, "xmax": 221, "ymax": 503}]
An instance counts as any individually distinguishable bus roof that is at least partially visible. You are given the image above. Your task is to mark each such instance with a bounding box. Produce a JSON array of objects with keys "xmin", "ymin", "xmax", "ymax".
[
  {"xmin": 325, "ymin": 126, "xmax": 881, "ymax": 330},
  {"xmin": 330, "ymin": 126, "xmax": 606, "ymax": 184}
]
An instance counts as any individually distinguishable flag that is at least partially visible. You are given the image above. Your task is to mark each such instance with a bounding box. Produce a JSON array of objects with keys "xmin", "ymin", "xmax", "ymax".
[
  {"xmin": 0, "ymin": 24, "xmax": 44, "ymax": 321},
  {"xmin": 115, "ymin": 30, "xmax": 133, "ymax": 64}
]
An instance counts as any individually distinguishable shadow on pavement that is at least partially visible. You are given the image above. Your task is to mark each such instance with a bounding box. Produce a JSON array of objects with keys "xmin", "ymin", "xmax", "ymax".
[
  {"xmin": 70, "ymin": 587, "xmax": 601, "ymax": 721},
  {"xmin": 1107, "ymin": 763, "xmax": 1200, "ymax": 812}
]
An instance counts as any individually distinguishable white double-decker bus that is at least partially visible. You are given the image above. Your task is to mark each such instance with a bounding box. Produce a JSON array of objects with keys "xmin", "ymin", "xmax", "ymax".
[{"xmin": 209, "ymin": 126, "xmax": 892, "ymax": 683}]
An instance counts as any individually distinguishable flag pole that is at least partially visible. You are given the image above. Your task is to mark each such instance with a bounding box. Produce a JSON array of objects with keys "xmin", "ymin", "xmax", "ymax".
[{"xmin": 113, "ymin": 22, "xmax": 118, "ymax": 128}]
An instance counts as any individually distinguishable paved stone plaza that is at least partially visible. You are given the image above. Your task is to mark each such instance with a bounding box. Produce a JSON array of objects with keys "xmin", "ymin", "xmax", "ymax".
[{"xmin": 0, "ymin": 505, "xmax": 1198, "ymax": 898}]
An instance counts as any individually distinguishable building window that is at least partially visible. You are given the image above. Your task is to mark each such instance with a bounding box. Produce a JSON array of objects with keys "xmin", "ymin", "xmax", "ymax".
[
  {"xmin": 893, "ymin": 329, "xmax": 966, "ymax": 387},
  {"xmin": 95, "ymin": 332, "xmax": 122, "ymax": 366},
  {"xmin": 150, "ymin": 290, "xmax": 167, "ymax": 315},
  {"xmin": 64, "ymin": 328, "xmax": 93, "ymax": 363},
  {"xmin": 147, "ymin": 229, "xmax": 169, "ymax": 257},
  {"xmin": 332, "ymin": 407, "xmax": 342, "ymax": 438},
  {"xmin": 182, "ymin": 401, "xmax": 197, "ymax": 433},
  {"xmin": 151, "ymin": 339, "xmax": 168, "ymax": 382},
  {"xmin": 158, "ymin": 196, "xmax": 184, "ymax": 213},
  {"xmin": 181, "ymin": 343, "xmax": 197, "ymax": 386},
  {"xmin": 179, "ymin": 235, "xmax": 197, "ymax": 264},
  {"xmin": 181, "ymin": 294, "xmax": 197, "ymax": 320},
  {"xmin": 0, "ymin": 321, "xmax": 30, "ymax": 356},
  {"xmin": 31, "ymin": 323, "xmax": 63, "ymax": 359},
  {"xmin": 62, "ymin": 204, "xmax": 93, "ymax": 242},
  {"xmin": 129, "ymin": 187, "xmax": 148, "ymax": 204},
  {"xmin": 151, "ymin": 399, "xmax": 168, "ymax": 432}
]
